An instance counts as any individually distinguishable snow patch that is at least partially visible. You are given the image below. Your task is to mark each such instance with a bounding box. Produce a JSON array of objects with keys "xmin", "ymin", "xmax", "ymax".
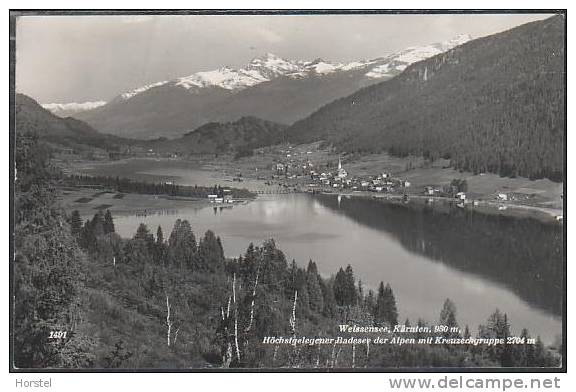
[
  {"xmin": 121, "ymin": 81, "xmax": 169, "ymax": 100},
  {"xmin": 42, "ymin": 101, "xmax": 107, "ymax": 114},
  {"xmin": 364, "ymin": 34, "xmax": 472, "ymax": 79}
]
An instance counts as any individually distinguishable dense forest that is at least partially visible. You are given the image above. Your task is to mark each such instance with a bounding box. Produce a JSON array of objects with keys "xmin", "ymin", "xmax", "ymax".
[
  {"xmin": 13, "ymin": 132, "xmax": 560, "ymax": 369},
  {"xmin": 64, "ymin": 174, "xmax": 256, "ymax": 199},
  {"xmin": 155, "ymin": 116, "xmax": 288, "ymax": 157},
  {"xmin": 285, "ymin": 16, "xmax": 565, "ymax": 181}
]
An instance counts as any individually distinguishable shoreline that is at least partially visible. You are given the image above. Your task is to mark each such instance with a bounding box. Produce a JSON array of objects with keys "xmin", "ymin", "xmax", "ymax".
[
  {"xmin": 310, "ymin": 190, "xmax": 563, "ymax": 224},
  {"xmin": 60, "ymin": 156, "xmax": 563, "ymax": 224}
]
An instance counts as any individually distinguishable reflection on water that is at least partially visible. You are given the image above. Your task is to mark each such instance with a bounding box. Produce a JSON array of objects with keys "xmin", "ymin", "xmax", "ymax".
[
  {"xmin": 133, "ymin": 208, "xmax": 181, "ymax": 218},
  {"xmin": 112, "ymin": 193, "xmax": 562, "ymax": 343},
  {"xmin": 316, "ymin": 194, "xmax": 563, "ymax": 317}
]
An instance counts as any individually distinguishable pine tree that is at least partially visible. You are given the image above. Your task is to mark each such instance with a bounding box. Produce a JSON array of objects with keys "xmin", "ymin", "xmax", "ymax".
[
  {"xmin": 103, "ymin": 210, "xmax": 115, "ymax": 234},
  {"xmin": 480, "ymin": 309, "xmax": 510, "ymax": 339},
  {"xmin": 91, "ymin": 211, "xmax": 105, "ymax": 237},
  {"xmin": 531, "ymin": 336, "xmax": 554, "ymax": 367},
  {"xmin": 375, "ymin": 283, "xmax": 398, "ymax": 326},
  {"xmin": 134, "ymin": 223, "xmax": 155, "ymax": 250},
  {"xmin": 374, "ymin": 282, "xmax": 387, "ymax": 325},
  {"xmin": 439, "ymin": 298, "xmax": 459, "ymax": 337},
  {"xmin": 307, "ymin": 259, "xmax": 318, "ymax": 275},
  {"xmin": 514, "ymin": 328, "xmax": 531, "ymax": 367},
  {"xmin": 70, "ymin": 210, "xmax": 83, "ymax": 238},
  {"xmin": 240, "ymin": 243, "xmax": 258, "ymax": 281},
  {"xmin": 333, "ymin": 267, "xmax": 347, "ymax": 306},
  {"xmin": 260, "ymin": 239, "xmax": 288, "ymax": 294},
  {"xmin": 383, "ymin": 283, "xmax": 398, "ymax": 326},
  {"xmin": 197, "ymin": 230, "xmax": 225, "ymax": 270},
  {"xmin": 333, "ymin": 266, "xmax": 356, "ymax": 307},
  {"xmin": 306, "ymin": 268, "xmax": 324, "ymax": 312},
  {"xmin": 357, "ymin": 279, "xmax": 364, "ymax": 305},
  {"xmin": 364, "ymin": 289, "xmax": 376, "ymax": 315},
  {"xmin": 167, "ymin": 219, "xmax": 197, "ymax": 268},
  {"xmin": 319, "ymin": 278, "xmax": 337, "ymax": 317},
  {"xmin": 285, "ymin": 259, "xmax": 299, "ymax": 299},
  {"xmin": 479, "ymin": 309, "xmax": 512, "ymax": 366},
  {"xmin": 156, "ymin": 225, "xmax": 164, "ymax": 245},
  {"xmin": 344, "ymin": 265, "xmax": 357, "ymax": 306},
  {"xmin": 155, "ymin": 225, "xmax": 166, "ymax": 265}
]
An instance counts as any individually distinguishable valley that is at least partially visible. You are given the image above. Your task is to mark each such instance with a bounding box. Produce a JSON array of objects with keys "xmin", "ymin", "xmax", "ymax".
[{"xmin": 58, "ymin": 143, "xmax": 564, "ymax": 224}]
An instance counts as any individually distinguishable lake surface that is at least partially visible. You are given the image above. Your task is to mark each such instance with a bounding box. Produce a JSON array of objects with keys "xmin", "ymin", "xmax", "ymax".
[{"xmin": 111, "ymin": 192, "xmax": 562, "ymax": 344}]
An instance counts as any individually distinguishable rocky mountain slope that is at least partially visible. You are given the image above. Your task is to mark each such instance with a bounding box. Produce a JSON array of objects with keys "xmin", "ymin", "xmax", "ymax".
[{"xmin": 74, "ymin": 35, "xmax": 471, "ymax": 139}]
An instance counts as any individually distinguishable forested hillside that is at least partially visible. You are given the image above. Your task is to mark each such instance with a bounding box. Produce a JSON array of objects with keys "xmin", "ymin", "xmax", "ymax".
[
  {"xmin": 15, "ymin": 93, "xmax": 141, "ymax": 152},
  {"xmin": 286, "ymin": 16, "xmax": 565, "ymax": 181},
  {"xmin": 157, "ymin": 116, "xmax": 287, "ymax": 157},
  {"xmin": 14, "ymin": 132, "xmax": 97, "ymax": 367}
]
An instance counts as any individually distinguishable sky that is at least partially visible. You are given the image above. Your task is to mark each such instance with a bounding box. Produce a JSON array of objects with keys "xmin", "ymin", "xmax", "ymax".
[{"xmin": 15, "ymin": 13, "xmax": 553, "ymax": 104}]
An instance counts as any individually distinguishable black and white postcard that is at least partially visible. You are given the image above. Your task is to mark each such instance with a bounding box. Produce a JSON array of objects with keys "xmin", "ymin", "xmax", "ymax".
[{"xmin": 10, "ymin": 10, "xmax": 566, "ymax": 372}]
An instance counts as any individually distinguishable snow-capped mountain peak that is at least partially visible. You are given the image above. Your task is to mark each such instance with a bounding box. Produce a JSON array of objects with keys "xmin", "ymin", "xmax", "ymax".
[
  {"xmin": 42, "ymin": 101, "xmax": 107, "ymax": 117},
  {"xmin": 117, "ymin": 34, "xmax": 473, "ymax": 100},
  {"xmin": 246, "ymin": 53, "xmax": 301, "ymax": 79},
  {"xmin": 365, "ymin": 34, "xmax": 473, "ymax": 78},
  {"xmin": 175, "ymin": 66, "xmax": 269, "ymax": 90}
]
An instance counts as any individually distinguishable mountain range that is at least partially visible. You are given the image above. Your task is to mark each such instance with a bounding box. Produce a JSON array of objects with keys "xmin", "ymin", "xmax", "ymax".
[
  {"xmin": 16, "ymin": 93, "xmax": 287, "ymax": 158},
  {"xmin": 69, "ymin": 35, "xmax": 472, "ymax": 139}
]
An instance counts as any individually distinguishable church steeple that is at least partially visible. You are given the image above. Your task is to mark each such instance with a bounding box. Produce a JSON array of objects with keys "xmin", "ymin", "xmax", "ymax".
[{"xmin": 336, "ymin": 156, "xmax": 347, "ymax": 179}]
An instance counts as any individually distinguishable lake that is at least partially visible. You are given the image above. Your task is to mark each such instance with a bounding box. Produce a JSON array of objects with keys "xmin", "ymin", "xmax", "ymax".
[{"xmin": 111, "ymin": 192, "xmax": 562, "ymax": 344}]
